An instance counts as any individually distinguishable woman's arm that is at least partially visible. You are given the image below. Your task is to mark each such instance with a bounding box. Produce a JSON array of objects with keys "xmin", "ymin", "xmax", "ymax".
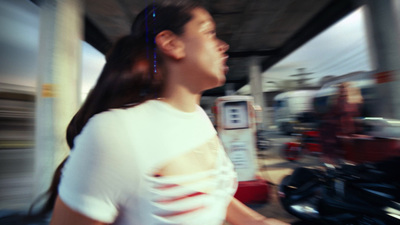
[
  {"xmin": 50, "ymin": 196, "xmax": 108, "ymax": 225},
  {"xmin": 225, "ymin": 197, "xmax": 289, "ymax": 225}
]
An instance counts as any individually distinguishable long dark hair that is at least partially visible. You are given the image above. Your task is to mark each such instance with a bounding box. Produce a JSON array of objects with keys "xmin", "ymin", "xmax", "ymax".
[{"xmin": 29, "ymin": 0, "xmax": 201, "ymax": 216}]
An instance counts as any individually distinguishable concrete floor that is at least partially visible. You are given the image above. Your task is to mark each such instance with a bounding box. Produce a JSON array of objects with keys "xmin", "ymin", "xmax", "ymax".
[
  {"xmin": 253, "ymin": 153, "xmax": 322, "ymax": 224},
  {"xmin": 222, "ymin": 150, "xmax": 322, "ymax": 225}
]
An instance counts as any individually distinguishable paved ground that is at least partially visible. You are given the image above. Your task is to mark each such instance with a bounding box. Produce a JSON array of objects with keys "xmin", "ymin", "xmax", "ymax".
[
  {"xmin": 224, "ymin": 129, "xmax": 323, "ymax": 224},
  {"xmin": 252, "ymin": 152, "xmax": 321, "ymax": 224}
]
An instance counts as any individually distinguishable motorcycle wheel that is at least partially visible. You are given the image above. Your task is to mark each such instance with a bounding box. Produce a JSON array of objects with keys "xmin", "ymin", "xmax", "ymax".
[{"xmin": 278, "ymin": 169, "xmax": 322, "ymax": 221}]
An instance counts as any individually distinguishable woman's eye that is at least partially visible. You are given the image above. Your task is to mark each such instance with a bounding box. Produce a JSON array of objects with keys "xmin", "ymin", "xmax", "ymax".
[{"xmin": 207, "ymin": 30, "xmax": 216, "ymax": 35}]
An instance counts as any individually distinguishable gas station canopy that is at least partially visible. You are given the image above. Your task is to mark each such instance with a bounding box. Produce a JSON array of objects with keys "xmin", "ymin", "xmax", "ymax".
[{"xmin": 56, "ymin": 0, "xmax": 365, "ymax": 96}]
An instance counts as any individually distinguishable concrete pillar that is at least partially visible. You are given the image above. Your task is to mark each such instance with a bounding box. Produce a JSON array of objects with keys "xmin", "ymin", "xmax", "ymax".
[
  {"xmin": 249, "ymin": 57, "xmax": 268, "ymax": 129},
  {"xmin": 364, "ymin": 0, "xmax": 400, "ymax": 119},
  {"xmin": 33, "ymin": 0, "xmax": 82, "ymax": 206},
  {"xmin": 225, "ymin": 83, "xmax": 235, "ymax": 96}
]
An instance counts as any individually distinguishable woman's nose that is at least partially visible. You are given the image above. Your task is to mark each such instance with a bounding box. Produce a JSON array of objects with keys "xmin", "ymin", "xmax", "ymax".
[{"xmin": 219, "ymin": 40, "xmax": 229, "ymax": 52}]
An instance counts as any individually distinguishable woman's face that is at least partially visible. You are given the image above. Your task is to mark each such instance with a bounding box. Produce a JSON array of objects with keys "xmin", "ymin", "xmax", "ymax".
[{"xmin": 179, "ymin": 7, "xmax": 229, "ymax": 91}]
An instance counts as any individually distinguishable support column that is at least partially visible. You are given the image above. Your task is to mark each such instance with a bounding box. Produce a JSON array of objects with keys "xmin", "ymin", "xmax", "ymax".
[
  {"xmin": 225, "ymin": 83, "xmax": 235, "ymax": 96},
  {"xmin": 249, "ymin": 57, "xmax": 268, "ymax": 129},
  {"xmin": 33, "ymin": 0, "xmax": 82, "ymax": 205},
  {"xmin": 364, "ymin": 0, "xmax": 400, "ymax": 119}
]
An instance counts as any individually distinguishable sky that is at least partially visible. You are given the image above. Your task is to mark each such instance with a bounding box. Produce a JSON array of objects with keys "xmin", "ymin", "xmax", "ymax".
[
  {"xmin": 238, "ymin": 6, "xmax": 374, "ymax": 94},
  {"xmin": 0, "ymin": 0, "xmax": 373, "ymax": 99},
  {"xmin": 270, "ymin": 6, "xmax": 373, "ymax": 78}
]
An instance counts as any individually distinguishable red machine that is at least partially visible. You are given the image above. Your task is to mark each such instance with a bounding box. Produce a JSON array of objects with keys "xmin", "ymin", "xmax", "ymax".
[
  {"xmin": 339, "ymin": 135, "xmax": 400, "ymax": 163},
  {"xmin": 281, "ymin": 130, "xmax": 321, "ymax": 161},
  {"xmin": 282, "ymin": 127, "xmax": 400, "ymax": 164}
]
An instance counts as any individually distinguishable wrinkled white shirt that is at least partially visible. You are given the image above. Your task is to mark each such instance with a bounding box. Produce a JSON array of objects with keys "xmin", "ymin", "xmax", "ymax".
[{"xmin": 59, "ymin": 100, "xmax": 238, "ymax": 225}]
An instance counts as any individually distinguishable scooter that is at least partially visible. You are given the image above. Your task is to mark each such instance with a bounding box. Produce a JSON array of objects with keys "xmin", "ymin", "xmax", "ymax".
[{"xmin": 279, "ymin": 157, "xmax": 400, "ymax": 225}]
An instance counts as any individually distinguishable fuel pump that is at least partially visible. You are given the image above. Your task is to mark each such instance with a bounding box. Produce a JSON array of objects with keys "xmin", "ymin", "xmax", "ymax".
[{"xmin": 214, "ymin": 95, "xmax": 270, "ymax": 203}]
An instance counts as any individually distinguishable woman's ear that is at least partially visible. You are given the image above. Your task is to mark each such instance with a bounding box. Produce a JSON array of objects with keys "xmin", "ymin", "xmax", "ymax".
[{"xmin": 155, "ymin": 31, "xmax": 185, "ymax": 60}]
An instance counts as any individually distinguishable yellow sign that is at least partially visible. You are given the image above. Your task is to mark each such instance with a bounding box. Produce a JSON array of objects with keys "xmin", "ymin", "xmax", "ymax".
[{"xmin": 42, "ymin": 83, "xmax": 55, "ymax": 97}]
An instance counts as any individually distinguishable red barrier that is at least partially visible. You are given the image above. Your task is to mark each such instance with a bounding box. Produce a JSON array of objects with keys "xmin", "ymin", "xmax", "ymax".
[
  {"xmin": 234, "ymin": 177, "xmax": 270, "ymax": 204},
  {"xmin": 341, "ymin": 136, "xmax": 400, "ymax": 163}
]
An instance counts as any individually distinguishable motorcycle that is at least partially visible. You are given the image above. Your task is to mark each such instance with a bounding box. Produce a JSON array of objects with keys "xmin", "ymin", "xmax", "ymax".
[{"xmin": 279, "ymin": 157, "xmax": 400, "ymax": 225}]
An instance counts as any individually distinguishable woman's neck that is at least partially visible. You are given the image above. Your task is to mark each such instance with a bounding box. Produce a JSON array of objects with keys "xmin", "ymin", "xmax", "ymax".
[{"xmin": 159, "ymin": 86, "xmax": 201, "ymax": 112}]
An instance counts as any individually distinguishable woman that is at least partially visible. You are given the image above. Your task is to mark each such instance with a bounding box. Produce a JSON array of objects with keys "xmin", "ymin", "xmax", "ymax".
[{"xmin": 49, "ymin": 1, "xmax": 288, "ymax": 225}]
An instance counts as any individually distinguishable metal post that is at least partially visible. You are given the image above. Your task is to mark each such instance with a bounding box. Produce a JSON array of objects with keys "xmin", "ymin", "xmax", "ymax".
[
  {"xmin": 249, "ymin": 57, "xmax": 268, "ymax": 129},
  {"xmin": 33, "ymin": 0, "xmax": 82, "ymax": 207},
  {"xmin": 364, "ymin": 0, "xmax": 400, "ymax": 118}
]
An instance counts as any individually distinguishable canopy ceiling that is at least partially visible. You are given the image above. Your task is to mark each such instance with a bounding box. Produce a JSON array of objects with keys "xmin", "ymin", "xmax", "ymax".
[{"xmin": 35, "ymin": 0, "xmax": 364, "ymax": 96}]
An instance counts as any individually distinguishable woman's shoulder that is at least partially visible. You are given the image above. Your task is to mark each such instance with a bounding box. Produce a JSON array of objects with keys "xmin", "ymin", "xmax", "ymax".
[
  {"xmin": 87, "ymin": 101, "xmax": 151, "ymax": 125},
  {"xmin": 85, "ymin": 109, "xmax": 128, "ymax": 130},
  {"xmin": 81, "ymin": 101, "xmax": 157, "ymax": 138}
]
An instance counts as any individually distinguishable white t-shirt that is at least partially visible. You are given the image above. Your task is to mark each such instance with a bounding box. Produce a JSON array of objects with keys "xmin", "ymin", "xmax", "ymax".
[{"xmin": 59, "ymin": 100, "xmax": 238, "ymax": 225}]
